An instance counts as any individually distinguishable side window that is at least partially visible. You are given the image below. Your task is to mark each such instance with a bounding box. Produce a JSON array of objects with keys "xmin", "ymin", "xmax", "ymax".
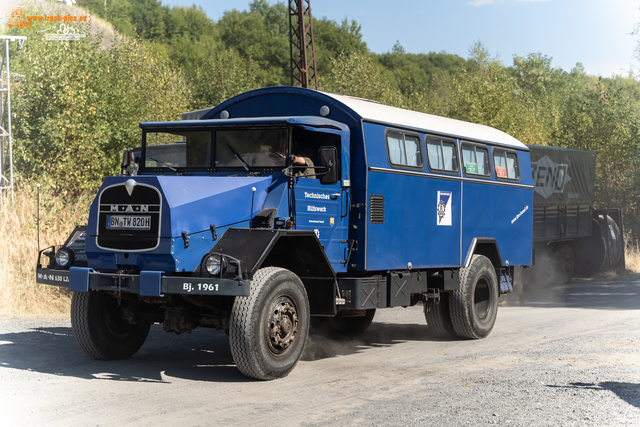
[
  {"xmin": 493, "ymin": 149, "xmax": 520, "ymax": 181},
  {"xmin": 386, "ymin": 131, "xmax": 423, "ymax": 170},
  {"xmin": 461, "ymin": 143, "xmax": 490, "ymax": 177},
  {"xmin": 426, "ymin": 137, "xmax": 459, "ymax": 173}
]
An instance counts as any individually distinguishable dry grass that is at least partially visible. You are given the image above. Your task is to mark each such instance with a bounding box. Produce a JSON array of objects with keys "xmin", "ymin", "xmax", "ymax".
[
  {"xmin": 0, "ymin": 182, "xmax": 91, "ymax": 315},
  {"xmin": 624, "ymin": 242, "xmax": 640, "ymax": 274}
]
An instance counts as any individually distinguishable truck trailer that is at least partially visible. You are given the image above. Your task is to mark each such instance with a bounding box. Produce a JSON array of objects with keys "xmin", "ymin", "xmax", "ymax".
[
  {"xmin": 36, "ymin": 87, "xmax": 533, "ymax": 380},
  {"xmin": 524, "ymin": 145, "xmax": 624, "ymax": 287}
]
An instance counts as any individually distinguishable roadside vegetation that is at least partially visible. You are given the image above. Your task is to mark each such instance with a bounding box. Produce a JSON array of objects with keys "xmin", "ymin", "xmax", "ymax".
[{"xmin": 2, "ymin": 0, "xmax": 640, "ymax": 314}]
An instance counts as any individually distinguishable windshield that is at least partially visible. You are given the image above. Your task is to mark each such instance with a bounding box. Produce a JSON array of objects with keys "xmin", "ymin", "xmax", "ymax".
[
  {"xmin": 145, "ymin": 130, "xmax": 210, "ymax": 169},
  {"xmin": 142, "ymin": 127, "xmax": 288, "ymax": 171}
]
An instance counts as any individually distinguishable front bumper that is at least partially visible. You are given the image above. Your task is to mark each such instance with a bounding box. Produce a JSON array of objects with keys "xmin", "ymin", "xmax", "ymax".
[{"xmin": 36, "ymin": 267, "xmax": 250, "ymax": 297}]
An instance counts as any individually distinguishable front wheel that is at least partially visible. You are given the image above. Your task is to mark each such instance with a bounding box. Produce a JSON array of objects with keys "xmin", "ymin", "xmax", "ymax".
[
  {"xmin": 70, "ymin": 291, "xmax": 151, "ymax": 360},
  {"xmin": 449, "ymin": 255, "xmax": 499, "ymax": 339},
  {"xmin": 230, "ymin": 267, "xmax": 310, "ymax": 380}
]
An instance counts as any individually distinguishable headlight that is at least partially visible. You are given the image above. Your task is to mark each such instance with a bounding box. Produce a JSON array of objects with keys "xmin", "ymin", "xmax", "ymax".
[
  {"xmin": 55, "ymin": 247, "xmax": 73, "ymax": 269},
  {"xmin": 205, "ymin": 255, "xmax": 225, "ymax": 276}
]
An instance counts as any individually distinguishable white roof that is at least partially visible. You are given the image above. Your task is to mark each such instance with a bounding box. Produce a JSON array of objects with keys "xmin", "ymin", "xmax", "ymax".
[{"xmin": 324, "ymin": 92, "xmax": 527, "ymax": 149}]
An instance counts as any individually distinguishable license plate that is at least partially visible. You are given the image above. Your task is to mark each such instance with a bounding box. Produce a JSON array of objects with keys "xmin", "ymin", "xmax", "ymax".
[{"xmin": 107, "ymin": 215, "xmax": 151, "ymax": 230}]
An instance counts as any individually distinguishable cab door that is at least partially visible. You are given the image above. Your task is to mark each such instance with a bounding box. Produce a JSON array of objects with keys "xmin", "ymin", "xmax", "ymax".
[
  {"xmin": 293, "ymin": 178, "xmax": 349, "ymax": 273},
  {"xmin": 291, "ymin": 127, "xmax": 350, "ymax": 273}
]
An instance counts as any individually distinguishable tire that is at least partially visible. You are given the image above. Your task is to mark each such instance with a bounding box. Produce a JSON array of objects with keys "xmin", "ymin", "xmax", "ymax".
[
  {"xmin": 230, "ymin": 267, "xmax": 310, "ymax": 380},
  {"xmin": 450, "ymin": 255, "xmax": 499, "ymax": 339},
  {"xmin": 556, "ymin": 245, "xmax": 574, "ymax": 284},
  {"xmin": 70, "ymin": 291, "xmax": 151, "ymax": 360},
  {"xmin": 423, "ymin": 293, "xmax": 457, "ymax": 339},
  {"xmin": 330, "ymin": 309, "xmax": 376, "ymax": 334}
]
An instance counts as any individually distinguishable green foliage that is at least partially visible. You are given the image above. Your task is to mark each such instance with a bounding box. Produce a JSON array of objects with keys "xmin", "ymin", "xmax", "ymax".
[
  {"xmin": 313, "ymin": 17, "xmax": 368, "ymax": 77},
  {"xmin": 216, "ymin": 6, "xmax": 289, "ymax": 86},
  {"xmin": 557, "ymin": 77, "xmax": 640, "ymax": 236},
  {"xmin": 319, "ymin": 52, "xmax": 403, "ymax": 107},
  {"xmin": 449, "ymin": 42, "xmax": 520, "ymax": 132},
  {"xmin": 187, "ymin": 49, "xmax": 261, "ymax": 109},
  {"xmin": 79, "ymin": 0, "xmax": 135, "ymax": 36},
  {"xmin": 9, "ymin": 20, "xmax": 190, "ymax": 195}
]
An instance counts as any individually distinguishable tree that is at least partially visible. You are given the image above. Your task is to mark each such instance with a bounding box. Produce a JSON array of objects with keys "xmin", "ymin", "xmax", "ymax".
[
  {"xmin": 313, "ymin": 17, "xmax": 368, "ymax": 78},
  {"xmin": 320, "ymin": 52, "xmax": 402, "ymax": 107},
  {"xmin": 10, "ymin": 23, "xmax": 190, "ymax": 195},
  {"xmin": 217, "ymin": 6, "xmax": 289, "ymax": 86},
  {"xmin": 187, "ymin": 49, "xmax": 260, "ymax": 109}
]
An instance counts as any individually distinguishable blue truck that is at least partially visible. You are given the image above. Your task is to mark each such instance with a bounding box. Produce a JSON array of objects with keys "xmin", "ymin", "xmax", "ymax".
[{"xmin": 36, "ymin": 87, "xmax": 533, "ymax": 380}]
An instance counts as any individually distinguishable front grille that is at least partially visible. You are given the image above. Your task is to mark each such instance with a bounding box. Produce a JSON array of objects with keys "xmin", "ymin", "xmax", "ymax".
[{"xmin": 97, "ymin": 183, "xmax": 162, "ymax": 251}]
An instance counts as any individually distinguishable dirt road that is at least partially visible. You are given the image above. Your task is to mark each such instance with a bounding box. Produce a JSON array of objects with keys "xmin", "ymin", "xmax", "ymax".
[{"xmin": 1, "ymin": 274, "xmax": 640, "ymax": 426}]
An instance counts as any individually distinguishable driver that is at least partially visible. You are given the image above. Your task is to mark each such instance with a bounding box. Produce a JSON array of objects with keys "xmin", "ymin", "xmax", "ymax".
[{"xmin": 279, "ymin": 138, "xmax": 314, "ymax": 177}]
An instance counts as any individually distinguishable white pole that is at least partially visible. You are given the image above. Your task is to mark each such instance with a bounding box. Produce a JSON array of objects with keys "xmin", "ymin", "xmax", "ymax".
[{"xmin": 6, "ymin": 39, "xmax": 13, "ymax": 207}]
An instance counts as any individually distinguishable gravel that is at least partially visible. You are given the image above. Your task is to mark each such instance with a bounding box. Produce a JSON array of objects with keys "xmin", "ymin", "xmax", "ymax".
[{"xmin": 0, "ymin": 274, "xmax": 639, "ymax": 426}]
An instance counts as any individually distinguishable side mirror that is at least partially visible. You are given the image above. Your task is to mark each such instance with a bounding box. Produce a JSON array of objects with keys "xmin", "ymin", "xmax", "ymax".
[{"xmin": 318, "ymin": 146, "xmax": 339, "ymax": 185}]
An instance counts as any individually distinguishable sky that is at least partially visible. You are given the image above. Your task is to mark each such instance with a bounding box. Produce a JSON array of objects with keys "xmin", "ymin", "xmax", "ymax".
[{"xmin": 163, "ymin": 0, "xmax": 640, "ymax": 77}]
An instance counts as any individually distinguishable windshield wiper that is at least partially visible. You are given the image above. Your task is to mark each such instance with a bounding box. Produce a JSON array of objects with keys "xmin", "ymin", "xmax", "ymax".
[
  {"xmin": 149, "ymin": 157, "xmax": 177, "ymax": 172},
  {"xmin": 227, "ymin": 144, "xmax": 250, "ymax": 171}
]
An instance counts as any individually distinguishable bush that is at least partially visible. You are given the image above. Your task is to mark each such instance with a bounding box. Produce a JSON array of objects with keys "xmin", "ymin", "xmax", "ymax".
[{"xmin": 10, "ymin": 20, "xmax": 191, "ymax": 195}]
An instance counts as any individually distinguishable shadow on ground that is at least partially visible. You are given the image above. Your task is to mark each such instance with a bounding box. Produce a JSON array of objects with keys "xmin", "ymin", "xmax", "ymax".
[
  {"xmin": 0, "ymin": 325, "xmax": 245, "ymax": 383},
  {"xmin": 0, "ymin": 320, "xmax": 442, "ymax": 382},
  {"xmin": 546, "ymin": 382, "xmax": 640, "ymax": 410},
  {"xmin": 504, "ymin": 272, "xmax": 640, "ymax": 310}
]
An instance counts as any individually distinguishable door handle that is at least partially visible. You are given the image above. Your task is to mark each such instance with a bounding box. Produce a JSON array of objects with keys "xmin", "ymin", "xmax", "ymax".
[{"xmin": 330, "ymin": 193, "xmax": 340, "ymax": 199}]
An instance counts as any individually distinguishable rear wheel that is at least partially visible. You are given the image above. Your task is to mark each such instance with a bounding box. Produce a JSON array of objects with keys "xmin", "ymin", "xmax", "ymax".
[
  {"xmin": 230, "ymin": 267, "xmax": 310, "ymax": 380},
  {"xmin": 449, "ymin": 255, "xmax": 499, "ymax": 339},
  {"xmin": 70, "ymin": 291, "xmax": 151, "ymax": 360},
  {"xmin": 556, "ymin": 245, "xmax": 574, "ymax": 284},
  {"xmin": 423, "ymin": 293, "xmax": 457, "ymax": 339}
]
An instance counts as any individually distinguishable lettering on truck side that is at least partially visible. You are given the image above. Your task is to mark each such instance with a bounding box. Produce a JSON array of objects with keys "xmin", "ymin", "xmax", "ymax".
[
  {"xmin": 304, "ymin": 191, "xmax": 330, "ymax": 200},
  {"xmin": 183, "ymin": 283, "xmax": 220, "ymax": 293}
]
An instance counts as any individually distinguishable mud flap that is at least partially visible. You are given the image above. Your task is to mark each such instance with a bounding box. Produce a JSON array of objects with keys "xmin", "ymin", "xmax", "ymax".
[{"xmin": 499, "ymin": 269, "xmax": 513, "ymax": 294}]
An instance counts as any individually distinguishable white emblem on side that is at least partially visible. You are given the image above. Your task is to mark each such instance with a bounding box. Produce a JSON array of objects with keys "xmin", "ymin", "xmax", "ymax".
[
  {"xmin": 125, "ymin": 179, "xmax": 137, "ymax": 196},
  {"xmin": 314, "ymin": 228, "xmax": 320, "ymax": 238},
  {"xmin": 437, "ymin": 191, "xmax": 452, "ymax": 226}
]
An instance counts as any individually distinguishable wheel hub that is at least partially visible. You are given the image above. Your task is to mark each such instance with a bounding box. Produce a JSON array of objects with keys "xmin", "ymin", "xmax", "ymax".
[{"xmin": 267, "ymin": 297, "xmax": 298, "ymax": 354}]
